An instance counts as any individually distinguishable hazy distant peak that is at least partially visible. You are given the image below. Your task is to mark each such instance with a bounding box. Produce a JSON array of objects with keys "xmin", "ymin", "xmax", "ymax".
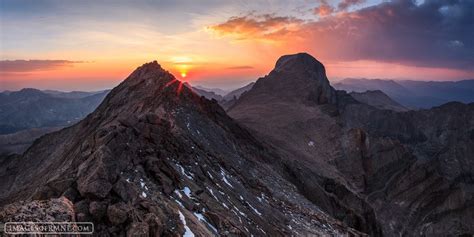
[
  {"xmin": 11, "ymin": 88, "xmax": 48, "ymax": 98},
  {"xmin": 349, "ymin": 90, "xmax": 409, "ymax": 112},
  {"xmin": 18, "ymin": 88, "xmax": 44, "ymax": 94}
]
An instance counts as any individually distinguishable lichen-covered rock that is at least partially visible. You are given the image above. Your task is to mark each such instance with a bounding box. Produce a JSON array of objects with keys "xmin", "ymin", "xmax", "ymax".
[
  {"xmin": 107, "ymin": 202, "xmax": 129, "ymax": 225},
  {"xmin": 0, "ymin": 197, "xmax": 75, "ymax": 222}
]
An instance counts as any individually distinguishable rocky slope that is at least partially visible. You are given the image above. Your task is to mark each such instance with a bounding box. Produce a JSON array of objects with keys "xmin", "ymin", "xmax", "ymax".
[
  {"xmin": 229, "ymin": 53, "xmax": 474, "ymax": 236},
  {"xmin": 0, "ymin": 61, "xmax": 363, "ymax": 236}
]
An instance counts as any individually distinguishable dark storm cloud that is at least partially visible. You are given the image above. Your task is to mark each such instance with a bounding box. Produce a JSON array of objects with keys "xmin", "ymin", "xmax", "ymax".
[
  {"xmin": 212, "ymin": 0, "xmax": 474, "ymax": 70},
  {"xmin": 306, "ymin": 0, "xmax": 474, "ymax": 69}
]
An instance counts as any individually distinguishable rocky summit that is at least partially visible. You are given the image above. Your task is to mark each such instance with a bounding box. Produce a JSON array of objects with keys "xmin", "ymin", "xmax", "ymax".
[
  {"xmin": 0, "ymin": 60, "xmax": 363, "ymax": 236},
  {"xmin": 0, "ymin": 54, "xmax": 473, "ymax": 237}
]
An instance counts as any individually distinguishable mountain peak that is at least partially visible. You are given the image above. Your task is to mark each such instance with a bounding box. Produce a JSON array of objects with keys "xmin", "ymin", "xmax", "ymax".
[
  {"xmin": 274, "ymin": 52, "xmax": 325, "ymax": 74},
  {"xmin": 139, "ymin": 60, "xmax": 162, "ymax": 70},
  {"xmin": 126, "ymin": 60, "xmax": 167, "ymax": 83},
  {"xmin": 233, "ymin": 53, "xmax": 336, "ymax": 105}
]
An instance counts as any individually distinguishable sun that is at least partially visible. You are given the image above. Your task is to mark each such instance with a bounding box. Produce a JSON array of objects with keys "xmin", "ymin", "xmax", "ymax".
[{"xmin": 180, "ymin": 72, "xmax": 187, "ymax": 78}]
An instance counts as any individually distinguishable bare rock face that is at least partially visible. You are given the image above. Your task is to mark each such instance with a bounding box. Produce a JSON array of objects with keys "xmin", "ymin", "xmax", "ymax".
[
  {"xmin": 229, "ymin": 53, "xmax": 474, "ymax": 236},
  {"xmin": 0, "ymin": 61, "xmax": 363, "ymax": 236},
  {"xmin": 229, "ymin": 53, "xmax": 382, "ymax": 236},
  {"xmin": 0, "ymin": 197, "xmax": 75, "ymax": 222},
  {"xmin": 340, "ymin": 101, "xmax": 474, "ymax": 236},
  {"xmin": 234, "ymin": 53, "xmax": 337, "ymax": 107}
]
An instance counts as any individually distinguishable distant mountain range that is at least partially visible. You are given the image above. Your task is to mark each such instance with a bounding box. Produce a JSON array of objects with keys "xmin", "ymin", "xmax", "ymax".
[
  {"xmin": 0, "ymin": 88, "xmax": 108, "ymax": 135},
  {"xmin": 3, "ymin": 76, "xmax": 474, "ymax": 155},
  {"xmin": 333, "ymin": 78, "xmax": 474, "ymax": 109},
  {"xmin": 194, "ymin": 77, "xmax": 474, "ymax": 111},
  {"xmin": 193, "ymin": 85, "xmax": 228, "ymax": 96},
  {"xmin": 349, "ymin": 90, "xmax": 408, "ymax": 112}
]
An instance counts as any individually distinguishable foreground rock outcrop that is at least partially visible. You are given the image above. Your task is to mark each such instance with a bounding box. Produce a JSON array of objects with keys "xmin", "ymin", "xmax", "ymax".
[{"xmin": 0, "ymin": 61, "xmax": 363, "ymax": 236}]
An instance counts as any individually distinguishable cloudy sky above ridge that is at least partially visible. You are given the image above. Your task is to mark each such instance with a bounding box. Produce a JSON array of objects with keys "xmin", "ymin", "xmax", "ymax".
[{"xmin": 1, "ymin": 0, "xmax": 473, "ymax": 91}]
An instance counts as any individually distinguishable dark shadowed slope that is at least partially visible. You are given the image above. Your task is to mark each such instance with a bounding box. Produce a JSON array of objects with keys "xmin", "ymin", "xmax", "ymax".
[
  {"xmin": 229, "ymin": 53, "xmax": 474, "ymax": 236},
  {"xmin": 349, "ymin": 90, "xmax": 409, "ymax": 112},
  {"xmin": 220, "ymin": 82, "xmax": 256, "ymax": 110},
  {"xmin": 0, "ymin": 127, "xmax": 63, "ymax": 155},
  {"xmin": 0, "ymin": 61, "xmax": 363, "ymax": 236},
  {"xmin": 230, "ymin": 53, "xmax": 382, "ymax": 235},
  {"xmin": 0, "ymin": 89, "xmax": 108, "ymax": 134},
  {"xmin": 223, "ymin": 82, "xmax": 255, "ymax": 102}
]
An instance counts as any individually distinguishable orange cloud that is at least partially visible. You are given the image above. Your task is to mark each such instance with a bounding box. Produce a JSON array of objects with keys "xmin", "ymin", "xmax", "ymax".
[
  {"xmin": 207, "ymin": 14, "xmax": 304, "ymax": 42},
  {"xmin": 313, "ymin": 2, "xmax": 334, "ymax": 17}
]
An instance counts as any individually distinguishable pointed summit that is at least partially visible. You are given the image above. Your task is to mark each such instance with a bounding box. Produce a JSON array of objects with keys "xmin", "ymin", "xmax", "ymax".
[
  {"xmin": 120, "ymin": 60, "xmax": 170, "ymax": 87},
  {"xmin": 94, "ymin": 60, "xmax": 207, "ymax": 118}
]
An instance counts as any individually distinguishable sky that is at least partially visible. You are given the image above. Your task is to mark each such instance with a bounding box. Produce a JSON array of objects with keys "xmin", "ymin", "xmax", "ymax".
[{"xmin": 0, "ymin": 0, "xmax": 473, "ymax": 91}]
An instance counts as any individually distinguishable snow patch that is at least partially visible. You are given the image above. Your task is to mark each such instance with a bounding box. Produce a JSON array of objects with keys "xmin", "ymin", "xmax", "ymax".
[
  {"xmin": 193, "ymin": 212, "xmax": 218, "ymax": 234},
  {"xmin": 248, "ymin": 203, "xmax": 262, "ymax": 216},
  {"xmin": 207, "ymin": 171, "xmax": 214, "ymax": 179},
  {"xmin": 308, "ymin": 141, "xmax": 315, "ymax": 146},
  {"xmin": 178, "ymin": 210, "xmax": 195, "ymax": 237},
  {"xmin": 174, "ymin": 198, "xmax": 185, "ymax": 208},
  {"xmin": 140, "ymin": 180, "xmax": 148, "ymax": 190},
  {"xmin": 206, "ymin": 187, "xmax": 219, "ymax": 201},
  {"xmin": 233, "ymin": 206, "xmax": 247, "ymax": 217},
  {"xmin": 220, "ymin": 168, "xmax": 233, "ymax": 187},
  {"xmin": 231, "ymin": 209, "xmax": 243, "ymax": 223},
  {"xmin": 141, "ymin": 192, "xmax": 147, "ymax": 198},
  {"xmin": 176, "ymin": 164, "xmax": 194, "ymax": 180},
  {"xmin": 183, "ymin": 186, "xmax": 192, "ymax": 198},
  {"xmin": 174, "ymin": 190, "xmax": 183, "ymax": 199}
]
